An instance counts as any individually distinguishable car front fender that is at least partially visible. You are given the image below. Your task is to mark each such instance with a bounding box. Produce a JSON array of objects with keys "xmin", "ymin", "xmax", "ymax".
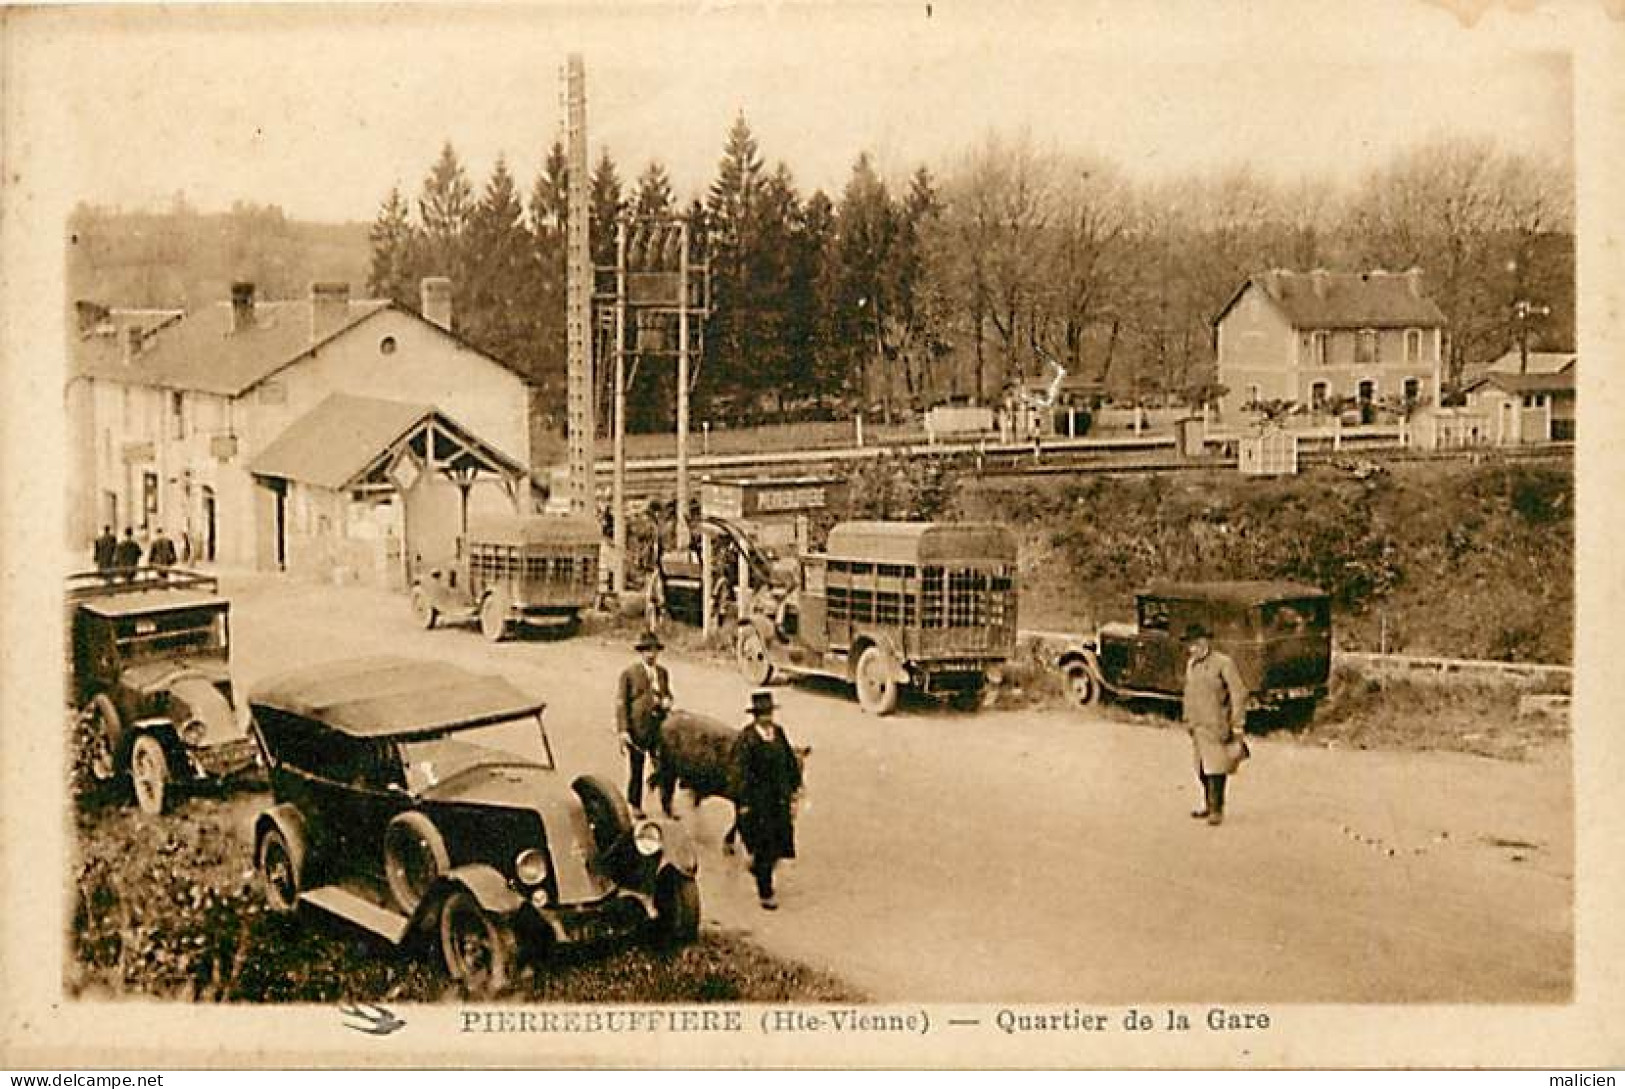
[
  {"xmin": 255, "ymin": 803, "xmax": 310, "ymax": 871},
  {"xmin": 654, "ymin": 819, "xmax": 699, "ymax": 876},
  {"xmin": 425, "ymin": 863, "xmax": 525, "ymax": 923}
]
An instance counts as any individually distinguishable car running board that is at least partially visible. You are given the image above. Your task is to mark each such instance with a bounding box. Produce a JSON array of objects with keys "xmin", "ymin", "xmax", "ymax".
[{"xmin": 300, "ymin": 885, "xmax": 411, "ymax": 945}]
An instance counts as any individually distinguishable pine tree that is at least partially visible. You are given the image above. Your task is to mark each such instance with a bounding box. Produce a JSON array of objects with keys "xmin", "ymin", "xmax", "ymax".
[
  {"xmin": 834, "ymin": 153, "xmax": 897, "ymax": 414},
  {"xmin": 703, "ymin": 114, "xmax": 768, "ymax": 411},
  {"xmin": 633, "ymin": 161, "xmax": 676, "ymax": 221},
  {"xmin": 589, "ymin": 148, "xmax": 624, "ymax": 267},
  {"xmin": 463, "ymin": 156, "xmax": 533, "ymax": 370},
  {"xmin": 365, "ymin": 185, "xmax": 421, "ymax": 308},
  {"xmin": 416, "ymin": 141, "xmax": 474, "ymax": 313}
]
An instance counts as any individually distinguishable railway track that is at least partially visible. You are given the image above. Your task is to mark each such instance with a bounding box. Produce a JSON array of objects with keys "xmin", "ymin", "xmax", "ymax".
[{"xmin": 595, "ymin": 435, "xmax": 1572, "ymax": 502}]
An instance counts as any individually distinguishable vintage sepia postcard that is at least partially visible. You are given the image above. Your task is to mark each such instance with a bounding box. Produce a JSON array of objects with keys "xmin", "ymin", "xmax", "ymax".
[{"xmin": 1, "ymin": 0, "xmax": 1622, "ymax": 1070}]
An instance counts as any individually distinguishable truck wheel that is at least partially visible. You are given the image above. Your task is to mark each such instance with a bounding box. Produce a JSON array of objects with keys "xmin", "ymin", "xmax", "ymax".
[
  {"xmin": 855, "ymin": 645, "xmax": 900, "ymax": 716},
  {"xmin": 129, "ymin": 734, "xmax": 170, "ymax": 816},
  {"xmin": 949, "ymin": 683, "xmax": 986, "ymax": 712},
  {"xmin": 411, "ymin": 588, "xmax": 438, "ymax": 630},
  {"xmin": 385, "ymin": 811, "xmax": 450, "ymax": 913},
  {"xmin": 653, "ymin": 871, "xmax": 701, "ymax": 946},
  {"xmin": 84, "ymin": 694, "xmax": 122, "ymax": 782},
  {"xmin": 737, "ymin": 626, "xmax": 773, "ymax": 686},
  {"xmin": 1064, "ymin": 662, "xmax": 1101, "ymax": 708},
  {"xmin": 440, "ymin": 888, "xmax": 517, "ymax": 996},
  {"xmin": 479, "ymin": 590, "xmax": 510, "ymax": 642},
  {"xmin": 257, "ymin": 826, "xmax": 304, "ymax": 913}
]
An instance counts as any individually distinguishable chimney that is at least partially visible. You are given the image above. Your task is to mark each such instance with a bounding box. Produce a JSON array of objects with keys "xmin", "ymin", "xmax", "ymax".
[
  {"xmin": 123, "ymin": 325, "xmax": 144, "ymax": 364},
  {"xmin": 420, "ymin": 276, "xmax": 453, "ymax": 332},
  {"xmin": 1310, "ymin": 268, "xmax": 1329, "ymax": 298},
  {"xmin": 310, "ymin": 281, "xmax": 351, "ymax": 341},
  {"xmin": 230, "ymin": 282, "xmax": 256, "ymax": 334},
  {"xmin": 1404, "ymin": 266, "xmax": 1423, "ymax": 297}
]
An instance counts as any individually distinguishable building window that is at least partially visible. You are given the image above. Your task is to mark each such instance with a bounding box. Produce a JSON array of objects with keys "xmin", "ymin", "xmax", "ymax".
[
  {"xmin": 1355, "ymin": 328, "xmax": 1379, "ymax": 365},
  {"xmin": 170, "ymin": 391, "xmax": 185, "ymax": 440},
  {"xmin": 1403, "ymin": 378, "xmax": 1420, "ymax": 405},
  {"xmin": 1310, "ymin": 382, "xmax": 1330, "ymax": 410},
  {"xmin": 380, "ymin": 336, "xmax": 398, "ymax": 356},
  {"xmin": 1311, "ymin": 331, "xmax": 1329, "ymax": 366},
  {"xmin": 1248, "ymin": 384, "xmax": 1262, "ymax": 407},
  {"xmin": 1357, "ymin": 379, "xmax": 1376, "ymax": 404},
  {"xmin": 1405, "ymin": 328, "xmax": 1423, "ymax": 363}
]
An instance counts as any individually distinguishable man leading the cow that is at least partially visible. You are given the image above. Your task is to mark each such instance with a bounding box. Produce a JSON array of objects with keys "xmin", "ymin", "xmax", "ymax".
[
  {"xmin": 615, "ymin": 630, "xmax": 673, "ymax": 814},
  {"xmin": 730, "ymin": 689, "xmax": 803, "ymax": 911}
]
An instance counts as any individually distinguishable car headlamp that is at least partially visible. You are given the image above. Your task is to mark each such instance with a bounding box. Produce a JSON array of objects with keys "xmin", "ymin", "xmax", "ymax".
[
  {"xmin": 180, "ymin": 719, "xmax": 208, "ymax": 747},
  {"xmin": 633, "ymin": 820, "xmax": 663, "ymax": 857},
  {"xmin": 514, "ymin": 848, "xmax": 549, "ymax": 886}
]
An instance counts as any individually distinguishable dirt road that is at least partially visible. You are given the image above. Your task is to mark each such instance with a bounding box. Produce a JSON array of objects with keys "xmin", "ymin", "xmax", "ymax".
[{"xmin": 224, "ymin": 574, "xmax": 1572, "ymax": 1003}]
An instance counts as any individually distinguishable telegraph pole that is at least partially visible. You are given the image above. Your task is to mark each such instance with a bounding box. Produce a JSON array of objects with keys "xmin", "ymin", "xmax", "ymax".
[
  {"xmin": 676, "ymin": 219, "xmax": 691, "ymax": 546},
  {"xmin": 563, "ymin": 54, "xmax": 595, "ymax": 518},
  {"xmin": 612, "ymin": 218, "xmax": 628, "ymax": 594}
]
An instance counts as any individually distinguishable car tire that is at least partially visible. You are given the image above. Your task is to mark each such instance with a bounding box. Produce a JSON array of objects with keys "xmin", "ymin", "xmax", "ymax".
[
  {"xmin": 854, "ymin": 645, "xmax": 900, "ymax": 716},
  {"xmin": 1065, "ymin": 662, "xmax": 1102, "ymax": 708},
  {"xmin": 948, "ymin": 683, "xmax": 985, "ymax": 712},
  {"xmin": 479, "ymin": 590, "xmax": 510, "ymax": 643},
  {"xmin": 385, "ymin": 811, "xmax": 451, "ymax": 914},
  {"xmin": 258, "ymin": 826, "xmax": 304, "ymax": 913},
  {"xmin": 440, "ymin": 888, "xmax": 517, "ymax": 996},
  {"xmin": 653, "ymin": 871, "xmax": 701, "ymax": 946},
  {"xmin": 129, "ymin": 733, "xmax": 169, "ymax": 816},
  {"xmin": 84, "ymin": 694, "xmax": 122, "ymax": 783},
  {"xmin": 411, "ymin": 588, "xmax": 438, "ymax": 630},
  {"xmin": 573, "ymin": 774, "xmax": 634, "ymax": 855},
  {"xmin": 737, "ymin": 626, "xmax": 773, "ymax": 686}
]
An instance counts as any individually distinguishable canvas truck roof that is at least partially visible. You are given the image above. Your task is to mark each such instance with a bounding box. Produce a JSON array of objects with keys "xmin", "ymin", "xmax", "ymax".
[
  {"xmin": 823, "ymin": 521, "xmax": 1018, "ymax": 565},
  {"xmin": 465, "ymin": 513, "xmax": 604, "ymax": 548},
  {"xmin": 1142, "ymin": 580, "xmax": 1327, "ymax": 606},
  {"xmin": 248, "ymin": 656, "xmax": 545, "ymax": 738}
]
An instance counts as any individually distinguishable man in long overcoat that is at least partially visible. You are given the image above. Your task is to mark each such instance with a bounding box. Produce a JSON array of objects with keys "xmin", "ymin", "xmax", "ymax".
[
  {"xmin": 148, "ymin": 527, "xmax": 178, "ymax": 571},
  {"xmin": 729, "ymin": 689, "xmax": 803, "ymax": 910},
  {"xmin": 615, "ymin": 630, "xmax": 673, "ymax": 812},
  {"xmin": 93, "ymin": 526, "xmax": 117, "ymax": 572},
  {"xmin": 113, "ymin": 527, "xmax": 143, "ymax": 580},
  {"xmin": 1183, "ymin": 621, "xmax": 1249, "ymax": 825}
]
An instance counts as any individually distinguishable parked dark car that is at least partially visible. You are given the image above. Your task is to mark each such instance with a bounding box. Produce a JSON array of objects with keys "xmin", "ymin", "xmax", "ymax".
[
  {"xmin": 1057, "ymin": 581, "xmax": 1332, "ymax": 722},
  {"xmin": 67, "ymin": 568, "xmax": 256, "ymax": 814},
  {"xmin": 248, "ymin": 656, "xmax": 699, "ymax": 993}
]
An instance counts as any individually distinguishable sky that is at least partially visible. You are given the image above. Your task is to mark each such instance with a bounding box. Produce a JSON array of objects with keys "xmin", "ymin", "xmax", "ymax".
[{"xmin": 10, "ymin": 1, "xmax": 1579, "ymax": 224}]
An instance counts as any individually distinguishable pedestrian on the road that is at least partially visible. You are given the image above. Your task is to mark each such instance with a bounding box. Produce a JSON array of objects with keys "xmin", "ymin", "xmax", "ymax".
[
  {"xmin": 1183, "ymin": 621, "xmax": 1249, "ymax": 826},
  {"xmin": 615, "ymin": 630, "xmax": 673, "ymax": 813},
  {"xmin": 93, "ymin": 525, "xmax": 118, "ymax": 573},
  {"xmin": 149, "ymin": 526, "xmax": 178, "ymax": 571},
  {"xmin": 113, "ymin": 527, "xmax": 143, "ymax": 580},
  {"xmin": 729, "ymin": 689, "xmax": 803, "ymax": 910}
]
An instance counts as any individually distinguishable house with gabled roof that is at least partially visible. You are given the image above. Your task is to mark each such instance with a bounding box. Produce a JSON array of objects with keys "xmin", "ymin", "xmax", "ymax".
[
  {"xmin": 1212, "ymin": 268, "xmax": 1447, "ymax": 420},
  {"xmin": 68, "ymin": 278, "xmax": 541, "ymax": 586}
]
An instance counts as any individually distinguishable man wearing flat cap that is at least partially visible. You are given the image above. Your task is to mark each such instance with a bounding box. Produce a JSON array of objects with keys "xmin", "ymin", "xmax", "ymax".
[
  {"xmin": 1183, "ymin": 621, "xmax": 1250, "ymax": 825},
  {"xmin": 616, "ymin": 630, "xmax": 673, "ymax": 813},
  {"xmin": 729, "ymin": 689, "xmax": 803, "ymax": 910}
]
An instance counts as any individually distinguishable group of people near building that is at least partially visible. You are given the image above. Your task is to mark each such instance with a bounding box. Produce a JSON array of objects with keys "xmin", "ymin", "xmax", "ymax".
[
  {"xmin": 615, "ymin": 630, "xmax": 803, "ymax": 911},
  {"xmin": 92, "ymin": 525, "xmax": 181, "ymax": 579}
]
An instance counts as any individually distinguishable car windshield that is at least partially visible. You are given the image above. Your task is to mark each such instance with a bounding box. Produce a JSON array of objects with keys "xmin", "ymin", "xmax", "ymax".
[
  {"xmin": 115, "ymin": 607, "xmax": 228, "ymax": 660},
  {"xmin": 397, "ymin": 713, "xmax": 552, "ymax": 793},
  {"xmin": 1259, "ymin": 598, "xmax": 1330, "ymax": 634}
]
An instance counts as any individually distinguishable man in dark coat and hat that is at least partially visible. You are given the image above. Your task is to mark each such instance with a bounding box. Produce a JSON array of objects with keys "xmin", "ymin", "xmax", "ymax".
[
  {"xmin": 729, "ymin": 689, "xmax": 803, "ymax": 910},
  {"xmin": 148, "ymin": 526, "xmax": 178, "ymax": 572},
  {"xmin": 113, "ymin": 527, "xmax": 144, "ymax": 580},
  {"xmin": 93, "ymin": 525, "xmax": 118, "ymax": 573},
  {"xmin": 1183, "ymin": 621, "xmax": 1250, "ymax": 825},
  {"xmin": 615, "ymin": 630, "xmax": 673, "ymax": 812}
]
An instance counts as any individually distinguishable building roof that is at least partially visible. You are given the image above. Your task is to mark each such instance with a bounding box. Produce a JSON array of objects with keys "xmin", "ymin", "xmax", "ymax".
[
  {"xmin": 69, "ymin": 292, "xmax": 538, "ymax": 395},
  {"xmin": 248, "ymin": 656, "xmax": 545, "ymax": 739},
  {"xmin": 1214, "ymin": 269, "xmax": 1448, "ymax": 330},
  {"xmin": 249, "ymin": 394, "xmax": 432, "ymax": 489},
  {"xmin": 1463, "ymin": 371, "xmax": 1575, "ymax": 397},
  {"xmin": 1487, "ymin": 349, "xmax": 1575, "ymax": 375}
]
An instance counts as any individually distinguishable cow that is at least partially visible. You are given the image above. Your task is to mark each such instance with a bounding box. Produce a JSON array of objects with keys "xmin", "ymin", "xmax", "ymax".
[{"xmin": 651, "ymin": 708, "xmax": 810, "ymax": 853}]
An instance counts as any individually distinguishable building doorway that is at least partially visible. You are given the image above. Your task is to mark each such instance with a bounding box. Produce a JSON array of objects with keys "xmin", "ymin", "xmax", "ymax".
[{"xmin": 201, "ymin": 486, "xmax": 217, "ymax": 563}]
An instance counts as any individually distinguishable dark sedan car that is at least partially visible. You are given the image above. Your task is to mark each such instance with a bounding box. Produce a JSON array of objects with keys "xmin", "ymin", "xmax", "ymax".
[
  {"xmin": 247, "ymin": 656, "xmax": 700, "ymax": 993},
  {"xmin": 1057, "ymin": 581, "xmax": 1332, "ymax": 723}
]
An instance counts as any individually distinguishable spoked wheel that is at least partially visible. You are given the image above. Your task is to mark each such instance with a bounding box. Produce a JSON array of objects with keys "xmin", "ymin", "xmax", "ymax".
[
  {"xmin": 384, "ymin": 811, "xmax": 450, "ymax": 914},
  {"xmin": 258, "ymin": 827, "xmax": 302, "ymax": 913},
  {"xmin": 440, "ymin": 889, "xmax": 517, "ymax": 996},
  {"xmin": 736, "ymin": 626, "xmax": 773, "ymax": 686},
  {"xmin": 855, "ymin": 645, "xmax": 900, "ymax": 716},
  {"xmin": 84, "ymin": 695, "xmax": 121, "ymax": 783},
  {"xmin": 411, "ymin": 588, "xmax": 438, "ymax": 630},
  {"xmin": 129, "ymin": 734, "xmax": 170, "ymax": 816},
  {"xmin": 1065, "ymin": 662, "xmax": 1102, "ymax": 709},
  {"xmin": 479, "ymin": 590, "xmax": 510, "ymax": 643}
]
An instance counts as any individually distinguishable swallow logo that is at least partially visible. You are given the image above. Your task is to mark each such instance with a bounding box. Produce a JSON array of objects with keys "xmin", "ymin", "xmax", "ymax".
[{"xmin": 340, "ymin": 1003, "xmax": 407, "ymax": 1036}]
